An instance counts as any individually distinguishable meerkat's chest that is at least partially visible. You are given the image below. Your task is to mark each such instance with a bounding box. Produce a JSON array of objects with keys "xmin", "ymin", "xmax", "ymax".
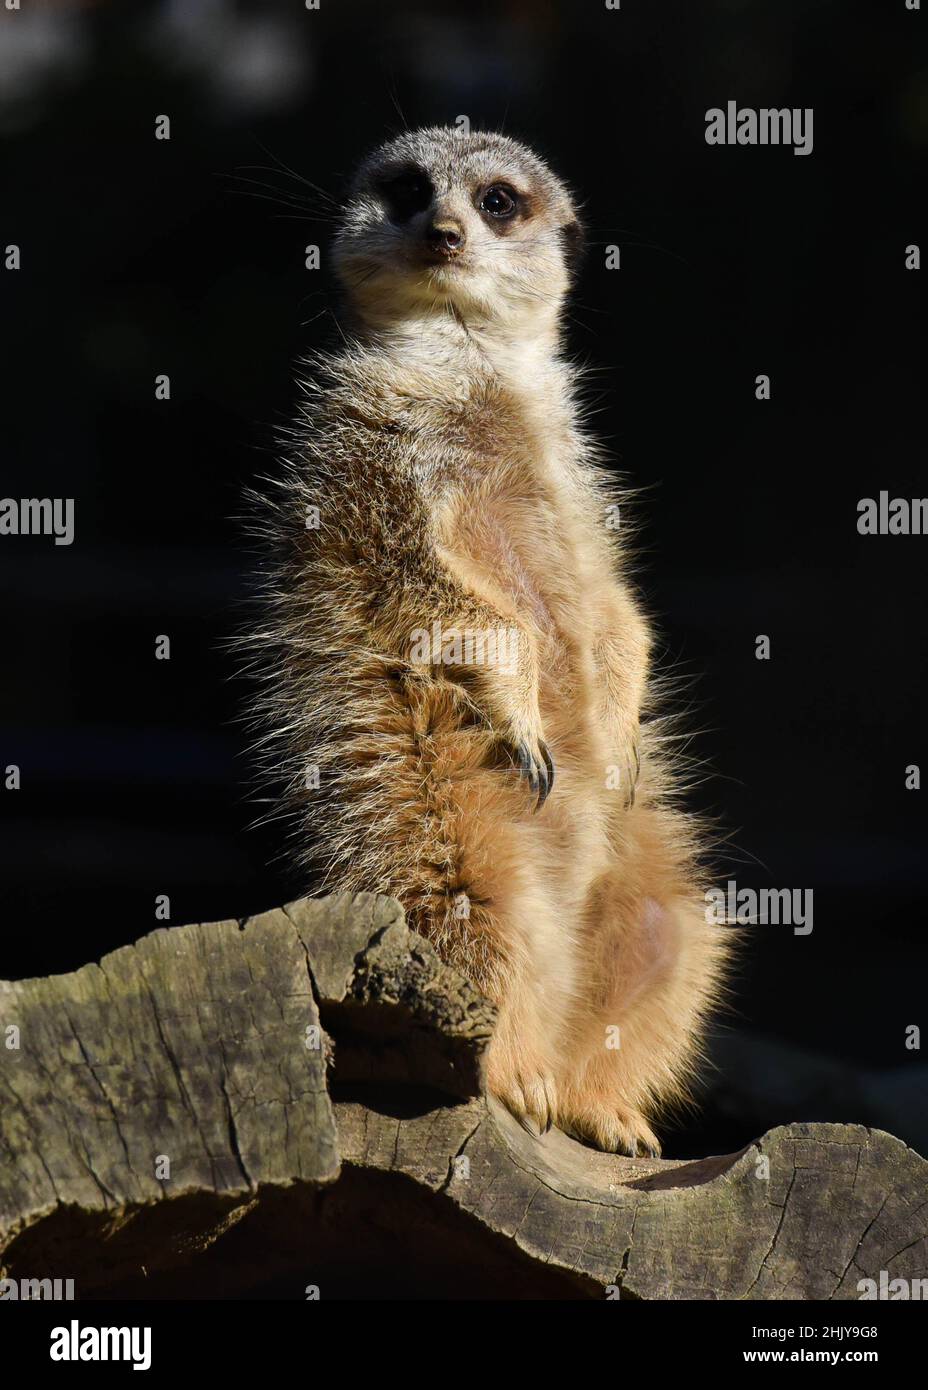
[{"xmin": 443, "ymin": 464, "xmax": 598, "ymax": 645}]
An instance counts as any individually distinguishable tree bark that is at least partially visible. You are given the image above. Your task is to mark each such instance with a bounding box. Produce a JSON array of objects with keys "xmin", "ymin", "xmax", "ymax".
[{"xmin": 1, "ymin": 893, "xmax": 925, "ymax": 1300}]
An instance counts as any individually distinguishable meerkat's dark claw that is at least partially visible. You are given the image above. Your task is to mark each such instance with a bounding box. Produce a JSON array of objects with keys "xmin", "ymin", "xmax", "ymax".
[
  {"xmin": 625, "ymin": 742, "xmax": 641, "ymax": 809},
  {"xmin": 534, "ymin": 740, "xmax": 555, "ymax": 811},
  {"xmin": 542, "ymin": 741, "xmax": 555, "ymax": 788},
  {"xmin": 517, "ymin": 1111, "xmax": 544, "ymax": 1139},
  {"xmin": 513, "ymin": 739, "xmax": 555, "ymax": 811}
]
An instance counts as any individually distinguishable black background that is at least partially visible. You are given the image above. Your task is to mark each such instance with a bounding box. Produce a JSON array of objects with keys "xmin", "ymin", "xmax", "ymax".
[{"xmin": 1, "ymin": 0, "xmax": 925, "ymax": 1159}]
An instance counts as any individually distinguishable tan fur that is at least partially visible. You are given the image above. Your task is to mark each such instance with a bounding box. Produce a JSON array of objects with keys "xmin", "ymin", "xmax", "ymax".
[{"xmin": 246, "ymin": 129, "xmax": 730, "ymax": 1154}]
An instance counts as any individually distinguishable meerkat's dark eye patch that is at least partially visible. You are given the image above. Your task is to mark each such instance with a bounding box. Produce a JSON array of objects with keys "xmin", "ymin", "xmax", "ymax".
[
  {"xmin": 479, "ymin": 184, "xmax": 519, "ymax": 220},
  {"xmin": 378, "ymin": 167, "xmax": 433, "ymax": 222}
]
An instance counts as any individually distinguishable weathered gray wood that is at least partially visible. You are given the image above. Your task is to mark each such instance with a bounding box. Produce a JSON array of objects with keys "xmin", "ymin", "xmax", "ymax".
[
  {"xmin": 281, "ymin": 893, "xmax": 496, "ymax": 1098},
  {"xmin": 1, "ymin": 893, "xmax": 925, "ymax": 1299}
]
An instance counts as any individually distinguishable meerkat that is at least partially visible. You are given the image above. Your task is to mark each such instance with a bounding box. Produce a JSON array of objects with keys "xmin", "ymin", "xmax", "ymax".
[{"xmin": 248, "ymin": 127, "xmax": 730, "ymax": 1155}]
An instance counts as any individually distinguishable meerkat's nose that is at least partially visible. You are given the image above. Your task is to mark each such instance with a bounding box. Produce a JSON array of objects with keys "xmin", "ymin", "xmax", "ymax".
[{"xmin": 425, "ymin": 219, "xmax": 465, "ymax": 255}]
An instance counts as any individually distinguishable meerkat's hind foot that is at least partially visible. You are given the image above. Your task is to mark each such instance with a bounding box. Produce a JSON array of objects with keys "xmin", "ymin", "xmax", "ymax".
[
  {"xmin": 490, "ymin": 1068, "xmax": 559, "ymax": 1136},
  {"xmin": 561, "ymin": 1103, "xmax": 662, "ymax": 1158}
]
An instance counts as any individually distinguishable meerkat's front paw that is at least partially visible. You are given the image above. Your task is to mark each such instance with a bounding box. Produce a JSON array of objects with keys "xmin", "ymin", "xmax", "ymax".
[
  {"xmin": 500, "ymin": 724, "xmax": 555, "ymax": 811},
  {"xmin": 561, "ymin": 1101, "xmax": 661, "ymax": 1158}
]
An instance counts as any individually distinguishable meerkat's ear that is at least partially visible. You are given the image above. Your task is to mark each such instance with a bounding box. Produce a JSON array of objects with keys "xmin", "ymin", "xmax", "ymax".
[{"xmin": 559, "ymin": 217, "xmax": 585, "ymax": 284}]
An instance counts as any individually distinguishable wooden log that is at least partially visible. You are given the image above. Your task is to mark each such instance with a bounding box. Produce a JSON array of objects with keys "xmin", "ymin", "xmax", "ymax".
[{"xmin": 1, "ymin": 894, "xmax": 925, "ymax": 1300}]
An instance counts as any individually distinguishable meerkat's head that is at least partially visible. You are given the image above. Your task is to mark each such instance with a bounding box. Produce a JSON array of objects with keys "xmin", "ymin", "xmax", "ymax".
[{"xmin": 333, "ymin": 127, "xmax": 582, "ymax": 342}]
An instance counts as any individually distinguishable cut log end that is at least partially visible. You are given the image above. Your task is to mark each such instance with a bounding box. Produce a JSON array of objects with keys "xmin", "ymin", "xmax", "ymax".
[{"xmin": 1, "ymin": 893, "xmax": 925, "ymax": 1300}]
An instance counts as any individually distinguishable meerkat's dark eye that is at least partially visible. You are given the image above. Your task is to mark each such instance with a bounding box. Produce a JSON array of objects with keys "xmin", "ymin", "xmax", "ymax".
[
  {"xmin": 380, "ymin": 169, "xmax": 433, "ymax": 222},
  {"xmin": 480, "ymin": 185, "xmax": 517, "ymax": 219}
]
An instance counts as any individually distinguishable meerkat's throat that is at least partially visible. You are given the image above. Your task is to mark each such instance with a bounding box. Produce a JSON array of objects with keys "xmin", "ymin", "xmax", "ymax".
[{"xmin": 355, "ymin": 304, "xmax": 565, "ymax": 403}]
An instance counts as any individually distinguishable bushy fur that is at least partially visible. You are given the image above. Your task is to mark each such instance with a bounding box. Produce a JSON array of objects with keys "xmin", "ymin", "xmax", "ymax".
[{"xmin": 243, "ymin": 128, "xmax": 730, "ymax": 1154}]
